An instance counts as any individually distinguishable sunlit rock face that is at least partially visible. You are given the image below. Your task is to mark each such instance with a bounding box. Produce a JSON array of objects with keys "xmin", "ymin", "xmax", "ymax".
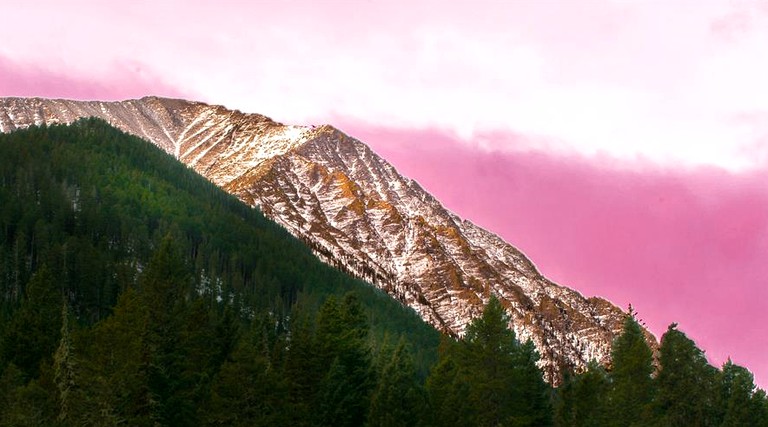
[{"xmin": 0, "ymin": 96, "xmax": 653, "ymax": 383}]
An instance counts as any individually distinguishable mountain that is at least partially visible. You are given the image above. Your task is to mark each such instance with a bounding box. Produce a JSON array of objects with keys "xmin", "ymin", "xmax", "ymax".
[
  {"xmin": 0, "ymin": 117, "xmax": 440, "ymax": 370},
  {"xmin": 0, "ymin": 119, "xmax": 446, "ymax": 425},
  {"xmin": 0, "ymin": 96, "xmax": 648, "ymax": 380}
]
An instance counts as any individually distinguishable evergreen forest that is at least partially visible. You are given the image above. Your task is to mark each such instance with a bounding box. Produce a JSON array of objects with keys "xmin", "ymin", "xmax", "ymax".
[{"xmin": 0, "ymin": 119, "xmax": 765, "ymax": 426}]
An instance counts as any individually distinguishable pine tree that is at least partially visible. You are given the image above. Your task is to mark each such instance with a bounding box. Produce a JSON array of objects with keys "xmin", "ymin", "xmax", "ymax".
[
  {"xmin": 0, "ymin": 363, "xmax": 58, "ymax": 426},
  {"xmin": 426, "ymin": 296, "xmax": 552, "ymax": 427},
  {"xmin": 282, "ymin": 304, "xmax": 321, "ymax": 427},
  {"xmin": 0, "ymin": 364, "xmax": 25, "ymax": 421},
  {"xmin": 462, "ymin": 296, "xmax": 522, "ymax": 426},
  {"xmin": 555, "ymin": 360, "xmax": 609, "ymax": 427},
  {"xmin": 368, "ymin": 339, "xmax": 426, "ymax": 427},
  {"xmin": 314, "ymin": 294, "xmax": 374, "ymax": 427},
  {"xmin": 749, "ymin": 389, "xmax": 768, "ymax": 427},
  {"xmin": 425, "ymin": 337, "xmax": 474, "ymax": 427},
  {"xmin": 204, "ymin": 337, "xmax": 286, "ymax": 426},
  {"xmin": 606, "ymin": 310, "xmax": 654, "ymax": 427},
  {"xmin": 140, "ymin": 235, "xmax": 196, "ymax": 425},
  {"xmin": 510, "ymin": 339, "xmax": 553, "ymax": 426},
  {"xmin": 53, "ymin": 303, "xmax": 79, "ymax": 423},
  {"xmin": 82, "ymin": 287, "xmax": 152, "ymax": 426},
  {"xmin": 1, "ymin": 265, "xmax": 62, "ymax": 379},
  {"xmin": 652, "ymin": 323, "xmax": 718, "ymax": 426},
  {"xmin": 719, "ymin": 360, "xmax": 766, "ymax": 426}
]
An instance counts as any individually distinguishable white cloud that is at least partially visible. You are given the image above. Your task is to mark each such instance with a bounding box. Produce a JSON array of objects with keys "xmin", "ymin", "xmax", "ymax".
[{"xmin": 2, "ymin": 0, "xmax": 767, "ymax": 171}]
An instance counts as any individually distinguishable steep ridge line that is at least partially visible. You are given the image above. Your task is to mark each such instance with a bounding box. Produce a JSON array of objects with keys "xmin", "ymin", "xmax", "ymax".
[{"xmin": 0, "ymin": 96, "xmax": 654, "ymax": 382}]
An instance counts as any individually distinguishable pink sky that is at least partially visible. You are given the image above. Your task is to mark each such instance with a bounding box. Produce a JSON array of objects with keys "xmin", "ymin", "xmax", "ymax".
[{"xmin": 2, "ymin": 0, "xmax": 767, "ymax": 386}]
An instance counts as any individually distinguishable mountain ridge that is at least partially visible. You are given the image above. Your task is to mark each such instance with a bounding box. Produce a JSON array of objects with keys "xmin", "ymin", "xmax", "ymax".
[{"xmin": 0, "ymin": 96, "xmax": 651, "ymax": 381}]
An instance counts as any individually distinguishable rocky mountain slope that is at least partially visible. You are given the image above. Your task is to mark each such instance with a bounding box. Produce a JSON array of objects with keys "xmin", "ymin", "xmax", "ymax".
[{"xmin": 0, "ymin": 96, "xmax": 649, "ymax": 381}]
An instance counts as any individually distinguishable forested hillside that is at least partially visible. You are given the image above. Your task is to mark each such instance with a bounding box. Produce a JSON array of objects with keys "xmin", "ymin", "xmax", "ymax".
[
  {"xmin": 0, "ymin": 120, "xmax": 765, "ymax": 426},
  {"xmin": 0, "ymin": 119, "xmax": 443, "ymax": 425}
]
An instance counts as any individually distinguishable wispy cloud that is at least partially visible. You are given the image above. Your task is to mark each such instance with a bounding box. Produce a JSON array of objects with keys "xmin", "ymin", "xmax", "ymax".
[{"xmin": 0, "ymin": 55, "xmax": 187, "ymax": 101}]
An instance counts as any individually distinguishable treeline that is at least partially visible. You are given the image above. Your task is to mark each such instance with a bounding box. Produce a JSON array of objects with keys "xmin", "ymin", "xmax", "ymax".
[
  {"xmin": 0, "ymin": 236, "xmax": 424, "ymax": 426},
  {"xmin": 0, "ymin": 232, "xmax": 548, "ymax": 426},
  {"xmin": 417, "ymin": 298, "xmax": 768, "ymax": 426},
  {"xmin": 3, "ymin": 261, "xmax": 766, "ymax": 426},
  {"xmin": 554, "ymin": 313, "xmax": 768, "ymax": 426},
  {"xmin": 0, "ymin": 120, "xmax": 766, "ymax": 426}
]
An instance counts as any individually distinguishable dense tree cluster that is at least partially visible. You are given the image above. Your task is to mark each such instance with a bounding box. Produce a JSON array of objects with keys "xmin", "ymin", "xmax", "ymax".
[
  {"xmin": 554, "ymin": 315, "xmax": 768, "ymax": 426},
  {"xmin": 426, "ymin": 297, "xmax": 552, "ymax": 426},
  {"xmin": 0, "ymin": 118, "xmax": 439, "ymax": 367},
  {"xmin": 0, "ymin": 120, "xmax": 765, "ymax": 426}
]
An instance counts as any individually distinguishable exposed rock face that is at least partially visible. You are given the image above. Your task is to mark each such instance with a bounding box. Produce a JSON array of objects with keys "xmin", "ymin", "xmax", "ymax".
[{"xmin": 0, "ymin": 96, "xmax": 652, "ymax": 382}]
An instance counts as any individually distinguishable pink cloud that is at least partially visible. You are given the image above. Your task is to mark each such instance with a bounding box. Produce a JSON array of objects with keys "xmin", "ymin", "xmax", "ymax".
[
  {"xmin": 710, "ymin": 0, "xmax": 768, "ymax": 41},
  {"xmin": 711, "ymin": 10, "xmax": 752, "ymax": 40},
  {"xmin": 0, "ymin": 56, "xmax": 188, "ymax": 101},
  {"xmin": 338, "ymin": 121, "xmax": 768, "ymax": 387}
]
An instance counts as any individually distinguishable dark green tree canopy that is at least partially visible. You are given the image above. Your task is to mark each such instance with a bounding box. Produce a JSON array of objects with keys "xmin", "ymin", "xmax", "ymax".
[
  {"xmin": 428, "ymin": 296, "xmax": 552, "ymax": 427},
  {"xmin": 606, "ymin": 312, "xmax": 655, "ymax": 427},
  {"xmin": 653, "ymin": 323, "xmax": 719, "ymax": 426}
]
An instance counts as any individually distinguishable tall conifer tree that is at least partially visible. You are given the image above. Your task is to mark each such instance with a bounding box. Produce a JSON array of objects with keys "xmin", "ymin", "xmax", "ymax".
[
  {"xmin": 554, "ymin": 360, "xmax": 609, "ymax": 426},
  {"xmin": 607, "ymin": 309, "xmax": 654, "ymax": 427},
  {"xmin": 368, "ymin": 339, "xmax": 426, "ymax": 427},
  {"xmin": 653, "ymin": 323, "xmax": 718, "ymax": 426},
  {"xmin": 426, "ymin": 296, "xmax": 552, "ymax": 426}
]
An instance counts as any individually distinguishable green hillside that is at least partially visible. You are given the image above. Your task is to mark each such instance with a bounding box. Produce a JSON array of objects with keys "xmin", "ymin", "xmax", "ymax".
[
  {"xmin": 0, "ymin": 117, "xmax": 439, "ymax": 342},
  {"xmin": 0, "ymin": 119, "xmax": 441, "ymax": 424}
]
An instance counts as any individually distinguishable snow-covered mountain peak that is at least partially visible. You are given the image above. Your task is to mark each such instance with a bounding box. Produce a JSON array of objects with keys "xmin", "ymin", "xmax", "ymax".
[{"xmin": 0, "ymin": 96, "xmax": 653, "ymax": 383}]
